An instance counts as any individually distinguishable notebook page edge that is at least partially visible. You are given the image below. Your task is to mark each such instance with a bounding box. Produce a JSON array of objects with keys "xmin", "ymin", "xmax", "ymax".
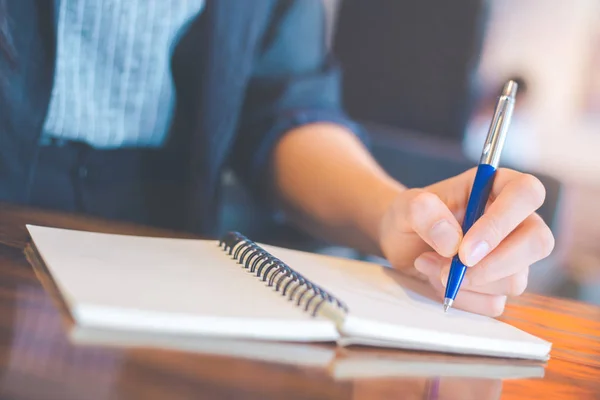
[
  {"xmin": 24, "ymin": 237, "xmax": 79, "ymax": 321},
  {"xmin": 337, "ymin": 315, "xmax": 551, "ymax": 361},
  {"xmin": 73, "ymin": 303, "xmax": 340, "ymax": 342}
]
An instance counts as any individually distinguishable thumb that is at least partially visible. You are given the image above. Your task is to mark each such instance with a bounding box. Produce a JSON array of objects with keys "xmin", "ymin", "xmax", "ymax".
[{"xmin": 406, "ymin": 190, "xmax": 463, "ymax": 258}]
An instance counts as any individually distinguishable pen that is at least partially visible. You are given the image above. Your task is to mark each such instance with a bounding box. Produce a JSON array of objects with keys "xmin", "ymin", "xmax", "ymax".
[{"xmin": 443, "ymin": 80, "xmax": 518, "ymax": 312}]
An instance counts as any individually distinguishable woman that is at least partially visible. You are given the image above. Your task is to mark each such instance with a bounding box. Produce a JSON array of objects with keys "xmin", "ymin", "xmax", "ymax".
[{"xmin": 0, "ymin": 0, "xmax": 554, "ymax": 317}]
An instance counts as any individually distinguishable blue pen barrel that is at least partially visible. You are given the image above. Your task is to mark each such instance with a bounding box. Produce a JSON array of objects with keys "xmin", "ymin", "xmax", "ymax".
[{"xmin": 444, "ymin": 164, "xmax": 497, "ymax": 301}]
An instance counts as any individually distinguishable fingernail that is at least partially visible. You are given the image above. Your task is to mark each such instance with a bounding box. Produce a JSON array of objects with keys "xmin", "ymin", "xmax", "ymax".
[
  {"xmin": 430, "ymin": 220, "xmax": 460, "ymax": 255},
  {"xmin": 414, "ymin": 254, "xmax": 439, "ymax": 275},
  {"xmin": 440, "ymin": 267, "xmax": 469, "ymax": 287},
  {"xmin": 466, "ymin": 241, "xmax": 490, "ymax": 266}
]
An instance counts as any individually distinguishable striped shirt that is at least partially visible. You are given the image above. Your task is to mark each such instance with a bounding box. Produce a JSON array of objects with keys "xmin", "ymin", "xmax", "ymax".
[{"xmin": 42, "ymin": 0, "xmax": 205, "ymax": 148}]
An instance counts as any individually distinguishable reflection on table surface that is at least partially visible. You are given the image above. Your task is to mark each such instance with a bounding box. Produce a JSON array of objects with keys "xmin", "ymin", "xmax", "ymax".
[
  {"xmin": 0, "ymin": 280, "xmax": 522, "ymax": 400},
  {"xmin": 0, "ymin": 204, "xmax": 599, "ymax": 399}
]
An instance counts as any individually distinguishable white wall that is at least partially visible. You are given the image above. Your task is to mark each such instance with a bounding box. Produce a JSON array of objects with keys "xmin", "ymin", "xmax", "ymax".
[{"xmin": 475, "ymin": 0, "xmax": 600, "ymax": 183}]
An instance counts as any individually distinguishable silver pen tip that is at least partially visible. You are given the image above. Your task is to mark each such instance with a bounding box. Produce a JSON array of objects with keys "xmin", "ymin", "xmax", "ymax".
[
  {"xmin": 502, "ymin": 80, "xmax": 518, "ymax": 98},
  {"xmin": 443, "ymin": 298, "xmax": 453, "ymax": 313}
]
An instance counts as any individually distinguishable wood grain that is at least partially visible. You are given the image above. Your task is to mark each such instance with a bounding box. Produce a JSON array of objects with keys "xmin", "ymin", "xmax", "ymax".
[{"xmin": 0, "ymin": 202, "xmax": 599, "ymax": 399}]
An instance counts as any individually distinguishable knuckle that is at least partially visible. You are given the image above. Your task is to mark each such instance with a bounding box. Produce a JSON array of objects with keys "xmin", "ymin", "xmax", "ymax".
[
  {"xmin": 509, "ymin": 273, "xmax": 528, "ymax": 296},
  {"xmin": 533, "ymin": 221, "xmax": 555, "ymax": 259},
  {"xmin": 497, "ymin": 167, "xmax": 516, "ymax": 179},
  {"xmin": 520, "ymin": 174, "xmax": 546, "ymax": 209},
  {"xmin": 490, "ymin": 296, "xmax": 507, "ymax": 317},
  {"xmin": 411, "ymin": 190, "xmax": 438, "ymax": 208},
  {"xmin": 481, "ymin": 214, "xmax": 504, "ymax": 246},
  {"xmin": 467, "ymin": 264, "xmax": 489, "ymax": 287},
  {"xmin": 408, "ymin": 190, "xmax": 437, "ymax": 224}
]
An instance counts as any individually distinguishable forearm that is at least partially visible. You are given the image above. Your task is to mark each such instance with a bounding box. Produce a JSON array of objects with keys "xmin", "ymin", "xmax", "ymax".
[{"xmin": 271, "ymin": 123, "xmax": 405, "ymax": 256}]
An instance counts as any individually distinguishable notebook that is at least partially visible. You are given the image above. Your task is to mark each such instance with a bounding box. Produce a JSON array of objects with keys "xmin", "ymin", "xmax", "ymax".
[{"xmin": 24, "ymin": 225, "xmax": 552, "ymax": 361}]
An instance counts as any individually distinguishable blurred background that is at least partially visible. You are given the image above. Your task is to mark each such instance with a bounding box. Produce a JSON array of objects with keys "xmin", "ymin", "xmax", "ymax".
[{"xmin": 219, "ymin": 0, "xmax": 600, "ymax": 305}]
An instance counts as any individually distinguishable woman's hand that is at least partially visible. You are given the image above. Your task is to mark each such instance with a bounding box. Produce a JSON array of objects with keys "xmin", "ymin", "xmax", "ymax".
[{"xmin": 378, "ymin": 167, "xmax": 555, "ymax": 317}]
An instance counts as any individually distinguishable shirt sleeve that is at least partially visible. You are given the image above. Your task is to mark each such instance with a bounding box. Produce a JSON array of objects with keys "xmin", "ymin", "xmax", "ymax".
[{"xmin": 228, "ymin": 0, "xmax": 369, "ymax": 205}]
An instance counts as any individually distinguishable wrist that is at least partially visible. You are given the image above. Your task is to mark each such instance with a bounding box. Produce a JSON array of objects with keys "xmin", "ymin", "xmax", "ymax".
[{"xmin": 356, "ymin": 176, "xmax": 406, "ymax": 257}]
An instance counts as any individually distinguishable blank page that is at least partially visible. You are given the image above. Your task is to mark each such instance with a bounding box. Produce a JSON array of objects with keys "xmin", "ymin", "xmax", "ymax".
[
  {"xmin": 26, "ymin": 225, "xmax": 339, "ymax": 342},
  {"xmin": 260, "ymin": 244, "xmax": 552, "ymax": 360}
]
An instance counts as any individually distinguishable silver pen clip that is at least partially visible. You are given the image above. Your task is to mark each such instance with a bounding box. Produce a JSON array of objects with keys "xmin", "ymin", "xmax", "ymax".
[{"xmin": 479, "ymin": 80, "xmax": 518, "ymax": 168}]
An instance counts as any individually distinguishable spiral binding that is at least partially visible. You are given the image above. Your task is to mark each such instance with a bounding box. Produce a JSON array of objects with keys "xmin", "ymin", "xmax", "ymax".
[{"xmin": 218, "ymin": 231, "xmax": 349, "ymax": 318}]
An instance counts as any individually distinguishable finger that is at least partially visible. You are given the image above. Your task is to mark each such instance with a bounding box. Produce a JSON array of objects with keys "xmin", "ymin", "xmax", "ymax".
[
  {"xmin": 489, "ymin": 168, "xmax": 534, "ymax": 199},
  {"xmin": 417, "ymin": 248, "xmax": 531, "ymax": 297},
  {"xmin": 407, "ymin": 191, "xmax": 463, "ymax": 258},
  {"xmin": 416, "ymin": 252, "xmax": 509, "ymax": 315},
  {"xmin": 460, "ymin": 172, "xmax": 546, "ymax": 266},
  {"xmin": 429, "ymin": 167, "xmax": 509, "ymax": 221},
  {"xmin": 414, "ymin": 251, "xmax": 447, "ymax": 279},
  {"xmin": 462, "ymin": 214, "xmax": 554, "ymax": 286},
  {"xmin": 427, "ymin": 271, "xmax": 507, "ymax": 317},
  {"xmin": 458, "ymin": 267, "xmax": 529, "ymax": 296}
]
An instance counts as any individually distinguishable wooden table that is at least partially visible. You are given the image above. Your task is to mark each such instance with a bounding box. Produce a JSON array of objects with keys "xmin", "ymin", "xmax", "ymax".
[{"xmin": 0, "ymin": 204, "xmax": 599, "ymax": 400}]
